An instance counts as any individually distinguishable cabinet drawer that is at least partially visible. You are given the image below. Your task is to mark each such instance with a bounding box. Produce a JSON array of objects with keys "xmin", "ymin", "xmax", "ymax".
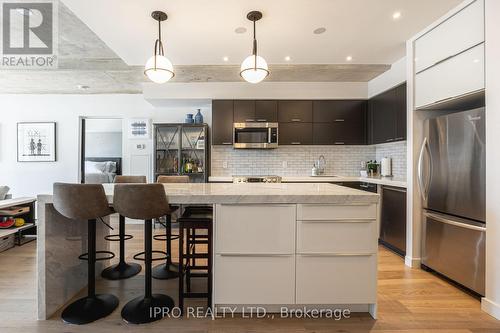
[
  {"xmin": 215, "ymin": 204, "xmax": 295, "ymax": 254},
  {"xmin": 415, "ymin": 43, "xmax": 484, "ymax": 108},
  {"xmin": 215, "ymin": 254, "xmax": 295, "ymax": 304},
  {"xmin": 297, "ymin": 220, "xmax": 377, "ymax": 254},
  {"xmin": 297, "ymin": 204, "xmax": 377, "ymax": 221},
  {"xmin": 296, "ymin": 254, "xmax": 377, "ymax": 304},
  {"xmin": 415, "ymin": 0, "xmax": 484, "ymax": 73}
]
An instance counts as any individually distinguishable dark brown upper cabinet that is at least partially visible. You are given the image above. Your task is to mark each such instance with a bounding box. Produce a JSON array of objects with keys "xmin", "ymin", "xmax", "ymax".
[
  {"xmin": 312, "ymin": 100, "xmax": 367, "ymax": 145},
  {"xmin": 395, "ymin": 84, "xmax": 407, "ymax": 141},
  {"xmin": 212, "ymin": 100, "xmax": 234, "ymax": 145},
  {"xmin": 368, "ymin": 83, "xmax": 407, "ymax": 144},
  {"xmin": 233, "ymin": 100, "xmax": 256, "ymax": 122},
  {"xmin": 278, "ymin": 100, "xmax": 313, "ymax": 122},
  {"xmin": 279, "ymin": 123, "xmax": 313, "ymax": 145},
  {"xmin": 255, "ymin": 100, "xmax": 278, "ymax": 122}
]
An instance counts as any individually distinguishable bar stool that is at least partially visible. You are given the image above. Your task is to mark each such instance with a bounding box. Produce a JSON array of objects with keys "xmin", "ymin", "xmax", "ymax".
[
  {"xmin": 101, "ymin": 175, "xmax": 146, "ymax": 280},
  {"xmin": 152, "ymin": 175, "xmax": 188, "ymax": 280},
  {"xmin": 53, "ymin": 183, "xmax": 119, "ymax": 325},
  {"xmin": 178, "ymin": 207, "xmax": 213, "ymax": 315},
  {"xmin": 114, "ymin": 183, "xmax": 175, "ymax": 324}
]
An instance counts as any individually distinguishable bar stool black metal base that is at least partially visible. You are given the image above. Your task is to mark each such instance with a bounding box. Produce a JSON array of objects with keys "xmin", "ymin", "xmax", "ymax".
[
  {"xmin": 121, "ymin": 294, "xmax": 175, "ymax": 324},
  {"xmin": 152, "ymin": 262, "xmax": 179, "ymax": 280},
  {"xmin": 61, "ymin": 294, "xmax": 119, "ymax": 325},
  {"xmin": 101, "ymin": 261, "xmax": 142, "ymax": 280}
]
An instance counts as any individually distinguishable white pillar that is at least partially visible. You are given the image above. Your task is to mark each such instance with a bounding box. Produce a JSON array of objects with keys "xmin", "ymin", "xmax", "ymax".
[{"xmin": 482, "ymin": 0, "xmax": 500, "ymax": 320}]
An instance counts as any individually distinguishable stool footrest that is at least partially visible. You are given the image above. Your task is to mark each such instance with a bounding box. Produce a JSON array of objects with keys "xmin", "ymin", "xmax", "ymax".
[
  {"xmin": 79, "ymin": 250, "xmax": 115, "ymax": 261},
  {"xmin": 133, "ymin": 250, "xmax": 169, "ymax": 262},
  {"xmin": 104, "ymin": 234, "xmax": 133, "ymax": 241},
  {"xmin": 153, "ymin": 234, "xmax": 180, "ymax": 241}
]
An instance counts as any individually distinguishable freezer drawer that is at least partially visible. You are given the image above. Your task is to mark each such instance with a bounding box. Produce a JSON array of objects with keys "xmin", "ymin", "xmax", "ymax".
[{"xmin": 422, "ymin": 210, "xmax": 485, "ymax": 295}]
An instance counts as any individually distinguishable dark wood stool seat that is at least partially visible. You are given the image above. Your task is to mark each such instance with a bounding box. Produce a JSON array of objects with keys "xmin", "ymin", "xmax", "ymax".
[
  {"xmin": 113, "ymin": 183, "xmax": 175, "ymax": 324},
  {"xmin": 178, "ymin": 208, "xmax": 213, "ymax": 315},
  {"xmin": 53, "ymin": 183, "xmax": 119, "ymax": 325}
]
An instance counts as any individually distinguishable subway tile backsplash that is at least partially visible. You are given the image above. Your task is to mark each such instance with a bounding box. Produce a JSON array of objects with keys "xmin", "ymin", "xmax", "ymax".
[{"xmin": 211, "ymin": 141, "xmax": 407, "ymax": 180}]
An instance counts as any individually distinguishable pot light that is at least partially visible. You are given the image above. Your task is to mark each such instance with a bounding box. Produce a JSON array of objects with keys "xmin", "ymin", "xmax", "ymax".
[
  {"xmin": 313, "ymin": 27, "xmax": 327, "ymax": 34},
  {"xmin": 235, "ymin": 27, "xmax": 247, "ymax": 34},
  {"xmin": 144, "ymin": 11, "xmax": 174, "ymax": 84},
  {"xmin": 284, "ymin": 56, "xmax": 291, "ymax": 62},
  {"xmin": 346, "ymin": 56, "xmax": 353, "ymax": 61},
  {"xmin": 223, "ymin": 56, "xmax": 229, "ymax": 62},
  {"xmin": 240, "ymin": 11, "xmax": 269, "ymax": 84},
  {"xmin": 77, "ymin": 85, "xmax": 90, "ymax": 90},
  {"xmin": 392, "ymin": 11, "xmax": 401, "ymax": 20}
]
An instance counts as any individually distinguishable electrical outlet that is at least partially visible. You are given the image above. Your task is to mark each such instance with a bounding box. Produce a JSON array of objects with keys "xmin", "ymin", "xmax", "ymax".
[
  {"xmin": 282, "ymin": 161, "xmax": 288, "ymax": 168},
  {"xmin": 222, "ymin": 161, "xmax": 228, "ymax": 169}
]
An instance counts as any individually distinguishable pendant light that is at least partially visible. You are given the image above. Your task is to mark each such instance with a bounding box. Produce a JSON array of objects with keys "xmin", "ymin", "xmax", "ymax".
[
  {"xmin": 144, "ymin": 11, "xmax": 174, "ymax": 84},
  {"xmin": 240, "ymin": 11, "xmax": 269, "ymax": 84}
]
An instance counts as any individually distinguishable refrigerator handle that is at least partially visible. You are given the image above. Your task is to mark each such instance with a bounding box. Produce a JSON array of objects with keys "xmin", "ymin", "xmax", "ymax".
[
  {"xmin": 424, "ymin": 212, "xmax": 486, "ymax": 232},
  {"xmin": 417, "ymin": 137, "xmax": 429, "ymax": 201}
]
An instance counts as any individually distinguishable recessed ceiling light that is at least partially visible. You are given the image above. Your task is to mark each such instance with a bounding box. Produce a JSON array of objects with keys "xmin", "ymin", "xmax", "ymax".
[
  {"xmin": 473, "ymin": 58, "xmax": 480, "ymax": 63},
  {"xmin": 392, "ymin": 11, "xmax": 402, "ymax": 20},
  {"xmin": 223, "ymin": 56, "xmax": 229, "ymax": 62},
  {"xmin": 77, "ymin": 85, "xmax": 90, "ymax": 90},
  {"xmin": 284, "ymin": 56, "xmax": 291, "ymax": 62},
  {"xmin": 313, "ymin": 27, "xmax": 327, "ymax": 34},
  {"xmin": 346, "ymin": 56, "xmax": 353, "ymax": 61},
  {"xmin": 235, "ymin": 26, "xmax": 247, "ymax": 34}
]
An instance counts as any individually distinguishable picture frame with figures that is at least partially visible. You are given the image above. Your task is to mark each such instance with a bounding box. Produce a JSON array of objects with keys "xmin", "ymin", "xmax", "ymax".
[{"xmin": 17, "ymin": 122, "xmax": 57, "ymax": 162}]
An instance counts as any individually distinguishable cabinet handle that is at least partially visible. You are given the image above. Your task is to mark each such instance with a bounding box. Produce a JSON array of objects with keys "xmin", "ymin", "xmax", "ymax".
[
  {"xmin": 297, "ymin": 252, "xmax": 374, "ymax": 257},
  {"xmin": 334, "ymin": 119, "xmax": 345, "ymax": 122},
  {"xmin": 256, "ymin": 119, "xmax": 267, "ymax": 122},
  {"xmin": 222, "ymin": 142, "xmax": 232, "ymax": 145},
  {"xmin": 334, "ymin": 142, "xmax": 345, "ymax": 145},
  {"xmin": 291, "ymin": 118, "xmax": 302, "ymax": 122},
  {"xmin": 219, "ymin": 253, "xmax": 293, "ymax": 257},
  {"xmin": 386, "ymin": 138, "xmax": 394, "ymax": 142},
  {"xmin": 291, "ymin": 142, "xmax": 301, "ymax": 145},
  {"xmin": 245, "ymin": 119, "xmax": 255, "ymax": 122}
]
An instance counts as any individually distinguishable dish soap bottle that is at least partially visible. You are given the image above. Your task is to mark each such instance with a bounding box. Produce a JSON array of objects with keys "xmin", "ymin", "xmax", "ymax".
[{"xmin": 311, "ymin": 163, "xmax": 318, "ymax": 176}]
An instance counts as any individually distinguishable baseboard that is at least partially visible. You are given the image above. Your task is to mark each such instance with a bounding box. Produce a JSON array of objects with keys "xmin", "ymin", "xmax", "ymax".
[
  {"xmin": 481, "ymin": 297, "xmax": 500, "ymax": 320},
  {"xmin": 404, "ymin": 256, "xmax": 421, "ymax": 268}
]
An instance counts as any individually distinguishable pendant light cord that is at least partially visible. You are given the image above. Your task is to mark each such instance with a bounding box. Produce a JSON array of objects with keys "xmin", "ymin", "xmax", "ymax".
[{"xmin": 153, "ymin": 18, "xmax": 165, "ymax": 70}]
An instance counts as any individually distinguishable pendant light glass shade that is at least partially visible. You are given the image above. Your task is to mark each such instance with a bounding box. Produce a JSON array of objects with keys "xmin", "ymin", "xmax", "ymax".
[
  {"xmin": 240, "ymin": 11, "xmax": 269, "ymax": 84},
  {"xmin": 144, "ymin": 54, "xmax": 174, "ymax": 84},
  {"xmin": 145, "ymin": 11, "xmax": 174, "ymax": 84},
  {"xmin": 240, "ymin": 55, "xmax": 269, "ymax": 84}
]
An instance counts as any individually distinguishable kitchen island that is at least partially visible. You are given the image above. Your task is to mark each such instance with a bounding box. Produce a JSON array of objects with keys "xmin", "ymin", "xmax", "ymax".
[{"xmin": 37, "ymin": 183, "xmax": 379, "ymax": 320}]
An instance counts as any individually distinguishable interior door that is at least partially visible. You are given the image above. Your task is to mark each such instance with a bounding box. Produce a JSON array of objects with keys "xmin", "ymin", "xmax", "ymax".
[{"xmin": 426, "ymin": 108, "xmax": 485, "ymax": 221}]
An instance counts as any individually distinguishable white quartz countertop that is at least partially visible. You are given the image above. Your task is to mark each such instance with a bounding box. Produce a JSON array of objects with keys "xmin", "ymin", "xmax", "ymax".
[
  {"xmin": 38, "ymin": 183, "xmax": 378, "ymax": 205},
  {"xmin": 0, "ymin": 197, "xmax": 36, "ymax": 209},
  {"xmin": 208, "ymin": 176, "xmax": 407, "ymax": 188}
]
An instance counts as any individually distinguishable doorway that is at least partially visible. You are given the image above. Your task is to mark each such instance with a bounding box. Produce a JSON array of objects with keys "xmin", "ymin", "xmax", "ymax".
[{"xmin": 80, "ymin": 118, "xmax": 123, "ymax": 183}]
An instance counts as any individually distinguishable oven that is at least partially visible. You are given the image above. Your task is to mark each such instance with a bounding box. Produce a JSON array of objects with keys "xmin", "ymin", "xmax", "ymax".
[{"xmin": 233, "ymin": 122, "xmax": 278, "ymax": 149}]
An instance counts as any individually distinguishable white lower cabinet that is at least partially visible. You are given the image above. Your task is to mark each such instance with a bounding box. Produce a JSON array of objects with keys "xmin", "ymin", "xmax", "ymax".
[
  {"xmin": 295, "ymin": 254, "xmax": 377, "ymax": 304},
  {"xmin": 214, "ymin": 254, "xmax": 295, "ymax": 304}
]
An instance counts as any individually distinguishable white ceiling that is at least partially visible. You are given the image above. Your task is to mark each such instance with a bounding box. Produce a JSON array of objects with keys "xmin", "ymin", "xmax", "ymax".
[{"xmin": 61, "ymin": 0, "xmax": 462, "ymax": 66}]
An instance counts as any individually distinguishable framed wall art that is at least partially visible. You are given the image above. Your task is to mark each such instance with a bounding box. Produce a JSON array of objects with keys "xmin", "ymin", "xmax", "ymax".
[{"xmin": 17, "ymin": 122, "xmax": 57, "ymax": 162}]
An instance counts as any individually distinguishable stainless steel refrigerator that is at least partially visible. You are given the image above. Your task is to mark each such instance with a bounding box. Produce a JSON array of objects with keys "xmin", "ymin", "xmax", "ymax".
[{"xmin": 418, "ymin": 108, "xmax": 486, "ymax": 295}]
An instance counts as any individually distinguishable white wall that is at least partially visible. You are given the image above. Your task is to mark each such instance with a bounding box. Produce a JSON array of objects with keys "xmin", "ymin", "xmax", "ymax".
[
  {"xmin": 368, "ymin": 57, "xmax": 407, "ymax": 98},
  {"xmin": 0, "ymin": 94, "xmax": 211, "ymax": 197},
  {"xmin": 482, "ymin": 0, "xmax": 500, "ymax": 320}
]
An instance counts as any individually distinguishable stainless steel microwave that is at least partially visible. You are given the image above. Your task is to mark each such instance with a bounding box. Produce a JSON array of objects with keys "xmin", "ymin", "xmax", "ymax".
[{"xmin": 233, "ymin": 122, "xmax": 278, "ymax": 149}]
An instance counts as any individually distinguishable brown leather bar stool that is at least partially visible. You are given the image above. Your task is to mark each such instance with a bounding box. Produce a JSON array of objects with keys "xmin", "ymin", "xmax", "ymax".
[
  {"xmin": 114, "ymin": 183, "xmax": 175, "ymax": 324},
  {"xmin": 53, "ymin": 183, "xmax": 119, "ymax": 325},
  {"xmin": 178, "ymin": 207, "xmax": 213, "ymax": 315},
  {"xmin": 152, "ymin": 175, "xmax": 188, "ymax": 280},
  {"xmin": 101, "ymin": 175, "xmax": 146, "ymax": 280}
]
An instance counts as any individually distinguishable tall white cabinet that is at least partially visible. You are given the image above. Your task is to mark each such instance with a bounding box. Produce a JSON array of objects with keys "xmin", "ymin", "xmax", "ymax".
[{"xmin": 414, "ymin": 0, "xmax": 485, "ymax": 109}]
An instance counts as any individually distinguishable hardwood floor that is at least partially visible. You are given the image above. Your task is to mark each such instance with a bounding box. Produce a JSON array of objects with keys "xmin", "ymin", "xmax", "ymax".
[{"xmin": 0, "ymin": 216, "xmax": 499, "ymax": 333}]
